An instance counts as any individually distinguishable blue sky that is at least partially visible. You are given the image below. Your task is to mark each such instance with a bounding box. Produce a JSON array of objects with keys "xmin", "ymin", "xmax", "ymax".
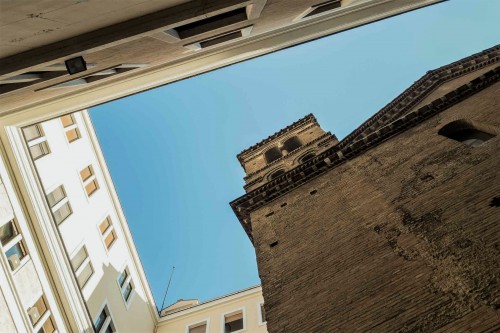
[{"xmin": 90, "ymin": 0, "xmax": 500, "ymax": 308}]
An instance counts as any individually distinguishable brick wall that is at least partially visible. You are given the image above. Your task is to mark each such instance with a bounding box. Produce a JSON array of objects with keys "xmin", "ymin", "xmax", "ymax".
[{"xmin": 251, "ymin": 82, "xmax": 500, "ymax": 332}]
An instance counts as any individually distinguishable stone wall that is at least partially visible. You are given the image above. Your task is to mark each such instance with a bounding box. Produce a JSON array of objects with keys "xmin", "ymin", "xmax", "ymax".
[{"xmin": 251, "ymin": 82, "xmax": 500, "ymax": 332}]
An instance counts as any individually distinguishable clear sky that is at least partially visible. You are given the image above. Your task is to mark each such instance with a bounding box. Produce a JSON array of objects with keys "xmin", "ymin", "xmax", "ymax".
[{"xmin": 90, "ymin": 0, "xmax": 500, "ymax": 308}]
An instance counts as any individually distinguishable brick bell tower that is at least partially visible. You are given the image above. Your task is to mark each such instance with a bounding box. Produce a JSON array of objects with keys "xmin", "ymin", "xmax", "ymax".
[
  {"xmin": 237, "ymin": 114, "xmax": 338, "ymax": 193},
  {"xmin": 232, "ymin": 114, "xmax": 338, "ymax": 243}
]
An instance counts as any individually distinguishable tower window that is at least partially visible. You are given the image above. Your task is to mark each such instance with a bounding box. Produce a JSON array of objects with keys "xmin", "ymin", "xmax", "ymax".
[
  {"xmin": 300, "ymin": 152, "xmax": 316, "ymax": 163},
  {"xmin": 270, "ymin": 169, "xmax": 285, "ymax": 180},
  {"xmin": 283, "ymin": 136, "xmax": 302, "ymax": 153},
  {"xmin": 438, "ymin": 119, "xmax": 495, "ymax": 147},
  {"xmin": 264, "ymin": 147, "xmax": 282, "ymax": 164}
]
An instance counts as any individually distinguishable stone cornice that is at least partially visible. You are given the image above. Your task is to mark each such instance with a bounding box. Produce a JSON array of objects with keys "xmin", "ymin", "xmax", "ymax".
[
  {"xmin": 243, "ymin": 132, "xmax": 337, "ymax": 181},
  {"xmin": 339, "ymin": 44, "xmax": 500, "ymax": 149},
  {"xmin": 237, "ymin": 114, "xmax": 316, "ymax": 165},
  {"xmin": 231, "ymin": 64, "xmax": 500, "ymax": 243}
]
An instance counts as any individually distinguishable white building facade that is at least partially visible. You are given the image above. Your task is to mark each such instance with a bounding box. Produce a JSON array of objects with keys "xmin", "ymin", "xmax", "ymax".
[
  {"xmin": 0, "ymin": 109, "xmax": 268, "ymax": 333},
  {"xmin": 0, "ymin": 110, "xmax": 158, "ymax": 332}
]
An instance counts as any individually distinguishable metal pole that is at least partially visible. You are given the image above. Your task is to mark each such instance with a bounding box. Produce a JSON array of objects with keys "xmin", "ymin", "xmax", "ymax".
[{"xmin": 160, "ymin": 266, "xmax": 175, "ymax": 314}]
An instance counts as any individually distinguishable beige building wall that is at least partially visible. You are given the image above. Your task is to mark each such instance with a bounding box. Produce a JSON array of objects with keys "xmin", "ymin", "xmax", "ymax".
[{"xmin": 157, "ymin": 286, "xmax": 267, "ymax": 333}]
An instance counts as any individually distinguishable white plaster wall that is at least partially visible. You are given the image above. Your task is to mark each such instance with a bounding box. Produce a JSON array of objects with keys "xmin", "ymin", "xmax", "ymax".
[
  {"xmin": 0, "ymin": 287, "xmax": 17, "ymax": 333},
  {"xmin": 0, "ymin": 182, "xmax": 14, "ymax": 226},
  {"xmin": 34, "ymin": 111, "xmax": 155, "ymax": 332},
  {"xmin": 13, "ymin": 260, "xmax": 43, "ymax": 310}
]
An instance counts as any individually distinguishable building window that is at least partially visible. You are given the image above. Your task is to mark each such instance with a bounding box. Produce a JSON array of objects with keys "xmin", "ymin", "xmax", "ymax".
[
  {"xmin": 438, "ymin": 119, "xmax": 496, "ymax": 147},
  {"xmin": 187, "ymin": 321, "xmax": 208, "ymax": 333},
  {"xmin": 117, "ymin": 267, "xmax": 134, "ymax": 305},
  {"xmin": 22, "ymin": 124, "xmax": 51, "ymax": 160},
  {"xmin": 223, "ymin": 309, "xmax": 245, "ymax": 333},
  {"xmin": 37, "ymin": 315, "xmax": 56, "ymax": 333},
  {"xmin": 28, "ymin": 295, "xmax": 56, "ymax": 333},
  {"xmin": 61, "ymin": 114, "xmax": 81, "ymax": 143},
  {"xmin": 299, "ymin": 152, "xmax": 316, "ymax": 163},
  {"xmin": 283, "ymin": 136, "xmax": 302, "ymax": 153},
  {"xmin": 258, "ymin": 303, "xmax": 266, "ymax": 324},
  {"xmin": 28, "ymin": 296, "xmax": 48, "ymax": 326},
  {"xmin": 94, "ymin": 305, "xmax": 116, "ymax": 333},
  {"xmin": 80, "ymin": 165, "xmax": 99, "ymax": 197},
  {"xmin": 0, "ymin": 219, "xmax": 28, "ymax": 271},
  {"xmin": 46, "ymin": 185, "xmax": 72, "ymax": 225},
  {"xmin": 99, "ymin": 216, "xmax": 117, "ymax": 250},
  {"xmin": 264, "ymin": 147, "xmax": 282, "ymax": 164},
  {"xmin": 269, "ymin": 169, "xmax": 285, "ymax": 180},
  {"xmin": 70, "ymin": 245, "xmax": 94, "ymax": 288}
]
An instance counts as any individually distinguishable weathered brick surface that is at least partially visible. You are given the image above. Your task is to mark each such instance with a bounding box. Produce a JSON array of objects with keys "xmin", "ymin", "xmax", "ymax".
[{"xmin": 251, "ymin": 83, "xmax": 500, "ymax": 332}]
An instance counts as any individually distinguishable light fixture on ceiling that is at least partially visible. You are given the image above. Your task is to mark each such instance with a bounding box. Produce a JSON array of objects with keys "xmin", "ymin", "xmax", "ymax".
[{"xmin": 65, "ymin": 56, "xmax": 87, "ymax": 75}]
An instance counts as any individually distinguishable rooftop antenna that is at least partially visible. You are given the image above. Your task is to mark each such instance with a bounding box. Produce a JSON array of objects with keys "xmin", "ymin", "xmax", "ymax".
[{"xmin": 159, "ymin": 266, "xmax": 175, "ymax": 315}]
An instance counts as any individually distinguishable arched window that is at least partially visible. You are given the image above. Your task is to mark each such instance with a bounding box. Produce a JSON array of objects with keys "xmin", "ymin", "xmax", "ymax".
[
  {"xmin": 283, "ymin": 136, "xmax": 302, "ymax": 153},
  {"xmin": 299, "ymin": 152, "xmax": 316, "ymax": 163},
  {"xmin": 438, "ymin": 120, "xmax": 495, "ymax": 147},
  {"xmin": 264, "ymin": 147, "xmax": 282, "ymax": 164},
  {"xmin": 269, "ymin": 169, "xmax": 285, "ymax": 180}
]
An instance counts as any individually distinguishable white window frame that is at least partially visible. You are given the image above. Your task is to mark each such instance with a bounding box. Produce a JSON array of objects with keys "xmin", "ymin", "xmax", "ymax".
[
  {"xmin": 221, "ymin": 307, "xmax": 246, "ymax": 333},
  {"xmin": 116, "ymin": 264, "xmax": 135, "ymax": 309},
  {"xmin": 69, "ymin": 243, "xmax": 94, "ymax": 291},
  {"xmin": 97, "ymin": 214, "xmax": 117, "ymax": 252},
  {"xmin": 94, "ymin": 301, "xmax": 118, "ymax": 333},
  {"xmin": 185, "ymin": 318, "xmax": 210, "ymax": 333},
  {"xmin": 23, "ymin": 123, "xmax": 51, "ymax": 160},
  {"xmin": 60, "ymin": 113, "xmax": 81, "ymax": 144},
  {"xmin": 79, "ymin": 163, "xmax": 99, "ymax": 198},
  {"xmin": 29, "ymin": 293, "xmax": 58, "ymax": 333},
  {"xmin": 45, "ymin": 184, "xmax": 72, "ymax": 225},
  {"xmin": 0, "ymin": 218, "xmax": 30, "ymax": 274},
  {"xmin": 257, "ymin": 302, "xmax": 266, "ymax": 326}
]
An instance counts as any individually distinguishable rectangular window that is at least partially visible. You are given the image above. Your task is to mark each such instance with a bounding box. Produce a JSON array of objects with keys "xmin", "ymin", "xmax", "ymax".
[
  {"xmin": 23, "ymin": 124, "xmax": 43, "ymax": 141},
  {"xmin": 60, "ymin": 114, "xmax": 75, "ymax": 128},
  {"xmin": 80, "ymin": 165, "xmax": 99, "ymax": 197},
  {"xmin": 1, "ymin": 219, "xmax": 27, "ymax": 271},
  {"xmin": 117, "ymin": 269, "xmax": 128, "ymax": 287},
  {"xmin": 28, "ymin": 296, "xmax": 48, "ymax": 326},
  {"xmin": 188, "ymin": 322, "xmax": 207, "ymax": 333},
  {"xmin": 0, "ymin": 219, "xmax": 18, "ymax": 246},
  {"xmin": 23, "ymin": 124, "xmax": 51, "ymax": 160},
  {"xmin": 94, "ymin": 305, "xmax": 115, "ymax": 333},
  {"xmin": 46, "ymin": 185, "xmax": 72, "ymax": 225},
  {"xmin": 224, "ymin": 310, "xmax": 244, "ymax": 333},
  {"xmin": 117, "ymin": 267, "xmax": 134, "ymax": 305},
  {"xmin": 60, "ymin": 114, "xmax": 81, "ymax": 143},
  {"xmin": 38, "ymin": 315, "xmax": 56, "ymax": 333},
  {"xmin": 99, "ymin": 216, "xmax": 117, "ymax": 250},
  {"xmin": 5, "ymin": 242, "xmax": 27, "ymax": 270},
  {"xmin": 80, "ymin": 165, "xmax": 93, "ymax": 182},
  {"xmin": 104, "ymin": 231, "xmax": 117, "ymax": 249},
  {"xmin": 259, "ymin": 303, "xmax": 266, "ymax": 324},
  {"xmin": 70, "ymin": 245, "xmax": 94, "ymax": 288},
  {"xmin": 65, "ymin": 128, "xmax": 81, "ymax": 143},
  {"xmin": 84, "ymin": 180, "xmax": 99, "ymax": 196},
  {"xmin": 28, "ymin": 295, "xmax": 56, "ymax": 333}
]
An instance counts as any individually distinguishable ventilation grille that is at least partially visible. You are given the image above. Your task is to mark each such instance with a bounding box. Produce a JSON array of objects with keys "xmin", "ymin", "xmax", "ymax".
[
  {"xmin": 298, "ymin": 0, "xmax": 342, "ymax": 20},
  {"xmin": 0, "ymin": 63, "xmax": 96, "ymax": 95},
  {"xmin": 171, "ymin": 7, "xmax": 248, "ymax": 39},
  {"xmin": 184, "ymin": 26, "xmax": 253, "ymax": 51},
  {"xmin": 41, "ymin": 64, "xmax": 148, "ymax": 90}
]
